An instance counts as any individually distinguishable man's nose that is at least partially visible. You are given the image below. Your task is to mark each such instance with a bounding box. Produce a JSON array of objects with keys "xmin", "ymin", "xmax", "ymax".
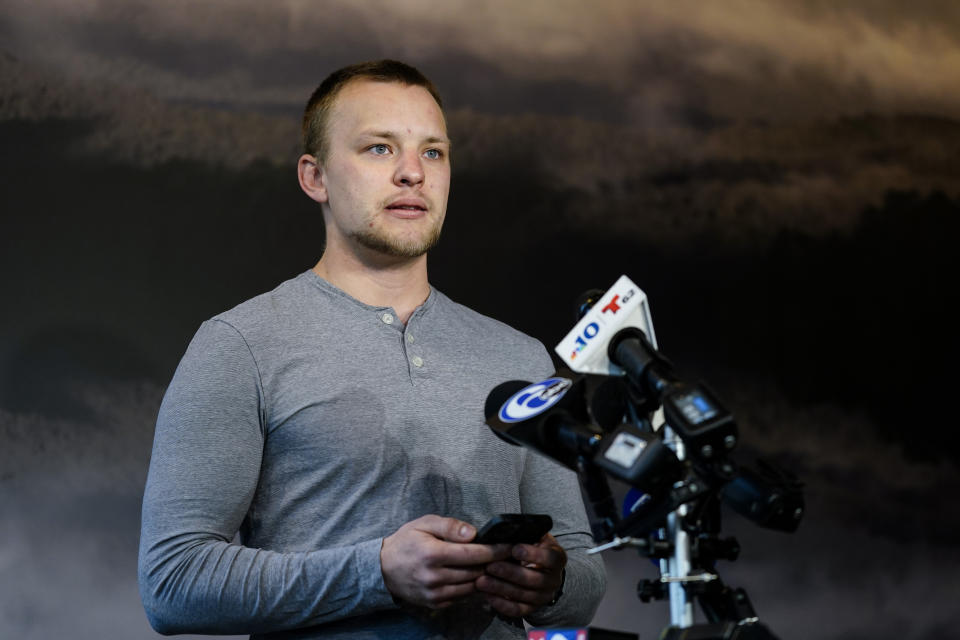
[{"xmin": 393, "ymin": 150, "xmax": 424, "ymax": 187}]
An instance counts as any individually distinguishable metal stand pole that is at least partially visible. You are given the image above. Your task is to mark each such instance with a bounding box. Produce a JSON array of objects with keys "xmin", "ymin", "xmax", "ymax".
[{"xmin": 662, "ymin": 425, "xmax": 693, "ymax": 627}]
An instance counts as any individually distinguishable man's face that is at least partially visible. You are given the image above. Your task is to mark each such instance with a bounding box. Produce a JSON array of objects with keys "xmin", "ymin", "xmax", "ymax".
[{"xmin": 317, "ymin": 80, "xmax": 450, "ymax": 259}]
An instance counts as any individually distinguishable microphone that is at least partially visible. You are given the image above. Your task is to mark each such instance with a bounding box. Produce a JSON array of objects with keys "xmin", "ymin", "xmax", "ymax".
[
  {"xmin": 485, "ymin": 374, "xmax": 681, "ymax": 492},
  {"xmin": 556, "ymin": 275, "xmax": 668, "ymax": 419},
  {"xmin": 555, "ymin": 275, "xmax": 660, "ymax": 376},
  {"xmin": 485, "ymin": 375, "xmax": 619, "ymax": 541},
  {"xmin": 483, "ymin": 379, "xmax": 532, "ymax": 440},
  {"xmin": 556, "ymin": 275, "xmax": 738, "ymax": 462},
  {"xmin": 721, "ymin": 459, "xmax": 805, "ymax": 532},
  {"xmin": 484, "ymin": 375, "xmax": 602, "ymax": 471}
]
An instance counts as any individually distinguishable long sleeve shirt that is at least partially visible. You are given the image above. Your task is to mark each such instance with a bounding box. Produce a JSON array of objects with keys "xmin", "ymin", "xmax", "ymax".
[{"xmin": 139, "ymin": 271, "xmax": 606, "ymax": 639}]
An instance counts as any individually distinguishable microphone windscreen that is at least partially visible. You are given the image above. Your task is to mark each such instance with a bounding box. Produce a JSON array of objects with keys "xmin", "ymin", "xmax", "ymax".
[{"xmin": 484, "ymin": 380, "xmax": 531, "ymax": 421}]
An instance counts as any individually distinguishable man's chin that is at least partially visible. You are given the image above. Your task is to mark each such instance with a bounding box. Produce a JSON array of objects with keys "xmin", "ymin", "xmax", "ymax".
[{"xmin": 349, "ymin": 228, "xmax": 442, "ymax": 259}]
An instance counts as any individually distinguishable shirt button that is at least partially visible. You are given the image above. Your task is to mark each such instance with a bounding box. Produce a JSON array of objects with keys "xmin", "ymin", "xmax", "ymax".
[
  {"xmin": 411, "ymin": 356, "xmax": 424, "ymax": 368},
  {"xmin": 381, "ymin": 313, "xmax": 394, "ymax": 325},
  {"xmin": 406, "ymin": 333, "xmax": 415, "ymax": 344}
]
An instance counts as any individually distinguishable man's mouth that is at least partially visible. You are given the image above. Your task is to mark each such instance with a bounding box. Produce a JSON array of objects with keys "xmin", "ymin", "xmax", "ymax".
[{"xmin": 385, "ymin": 198, "xmax": 428, "ymax": 215}]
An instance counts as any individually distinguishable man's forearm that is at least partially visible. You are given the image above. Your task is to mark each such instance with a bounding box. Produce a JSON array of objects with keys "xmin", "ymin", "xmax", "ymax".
[{"xmin": 138, "ymin": 532, "xmax": 394, "ymax": 634}]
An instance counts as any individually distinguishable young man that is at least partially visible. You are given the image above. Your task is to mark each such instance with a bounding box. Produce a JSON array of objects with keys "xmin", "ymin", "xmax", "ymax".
[{"xmin": 139, "ymin": 60, "xmax": 605, "ymax": 639}]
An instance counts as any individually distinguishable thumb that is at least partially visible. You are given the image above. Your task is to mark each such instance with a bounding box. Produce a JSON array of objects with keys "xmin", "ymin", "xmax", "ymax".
[{"xmin": 416, "ymin": 515, "xmax": 476, "ymax": 542}]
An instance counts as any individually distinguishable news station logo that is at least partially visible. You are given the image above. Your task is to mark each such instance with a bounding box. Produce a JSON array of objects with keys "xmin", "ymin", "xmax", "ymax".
[
  {"xmin": 498, "ymin": 378, "xmax": 572, "ymax": 423},
  {"xmin": 568, "ymin": 290, "xmax": 636, "ymax": 361}
]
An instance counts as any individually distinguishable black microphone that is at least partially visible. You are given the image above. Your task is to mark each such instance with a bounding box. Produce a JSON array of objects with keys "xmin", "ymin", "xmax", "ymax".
[
  {"xmin": 722, "ymin": 459, "xmax": 805, "ymax": 532},
  {"xmin": 484, "ymin": 375, "xmax": 602, "ymax": 471},
  {"xmin": 484, "ymin": 379, "xmax": 532, "ymax": 446},
  {"xmin": 484, "ymin": 375, "xmax": 628, "ymax": 541},
  {"xmin": 485, "ymin": 374, "xmax": 682, "ymax": 492},
  {"xmin": 607, "ymin": 328, "xmax": 740, "ymax": 463},
  {"xmin": 608, "ymin": 327, "xmax": 677, "ymax": 399}
]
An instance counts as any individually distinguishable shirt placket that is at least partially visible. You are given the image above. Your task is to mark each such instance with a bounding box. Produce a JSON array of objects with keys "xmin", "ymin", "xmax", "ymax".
[{"xmin": 377, "ymin": 308, "xmax": 426, "ymax": 382}]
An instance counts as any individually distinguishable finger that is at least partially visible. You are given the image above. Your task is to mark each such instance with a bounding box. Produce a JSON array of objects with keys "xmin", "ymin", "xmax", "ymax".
[
  {"xmin": 416, "ymin": 540, "xmax": 508, "ymax": 568},
  {"xmin": 512, "ymin": 541, "xmax": 565, "ymax": 569},
  {"xmin": 483, "ymin": 560, "xmax": 552, "ymax": 591},
  {"xmin": 484, "ymin": 593, "xmax": 536, "ymax": 618},
  {"xmin": 435, "ymin": 541, "xmax": 512, "ymax": 567},
  {"xmin": 426, "ymin": 565, "xmax": 487, "ymax": 586},
  {"xmin": 413, "ymin": 514, "xmax": 477, "ymax": 543},
  {"xmin": 466, "ymin": 542, "xmax": 514, "ymax": 561},
  {"xmin": 475, "ymin": 572, "xmax": 552, "ymax": 606},
  {"xmin": 422, "ymin": 581, "xmax": 479, "ymax": 609}
]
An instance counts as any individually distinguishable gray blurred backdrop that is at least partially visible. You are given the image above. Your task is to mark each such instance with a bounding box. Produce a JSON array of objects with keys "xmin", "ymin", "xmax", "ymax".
[{"xmin": 2, "ymin": 2, "xmax": 959, "ymax": 638}]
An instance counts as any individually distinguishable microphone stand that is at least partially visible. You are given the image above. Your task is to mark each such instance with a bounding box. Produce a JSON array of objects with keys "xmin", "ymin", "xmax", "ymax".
[
  {"xmin": 595, "ymin": 333, "xmax": 792, "ymax": 639},
  {"xmin": 588, "ymin": 446, "xmax": 783, "ymax": 640},
  {"xmin": 661, "ymin": 424, "xmax": 694, "ymax": 628},
  {"xmin": 511, "ymin": 280, "xmax": 800, "ymax": 638}
]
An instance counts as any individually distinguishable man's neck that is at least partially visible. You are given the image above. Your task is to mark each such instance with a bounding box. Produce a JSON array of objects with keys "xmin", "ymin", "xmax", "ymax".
[{"xmin": 312, "ymin": 246, "xmax": 431, "ymax": 325}]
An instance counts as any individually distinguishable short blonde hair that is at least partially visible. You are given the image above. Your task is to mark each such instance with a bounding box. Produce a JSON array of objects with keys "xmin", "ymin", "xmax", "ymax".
[{"xmin": 301, "ymin": 59, "xmax": 444, "ymax": 160}]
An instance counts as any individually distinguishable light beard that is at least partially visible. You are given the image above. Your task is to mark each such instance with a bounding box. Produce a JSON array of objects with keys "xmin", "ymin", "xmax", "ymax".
[{"xmin": 347, "ymin": 221, "xmax": 443, "ymax": 258}]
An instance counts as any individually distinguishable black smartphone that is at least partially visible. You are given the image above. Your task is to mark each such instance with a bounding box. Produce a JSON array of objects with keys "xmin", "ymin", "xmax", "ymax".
[{"xmin": 474, "ymin": 513, "xmax": 553, "ymax": 545}]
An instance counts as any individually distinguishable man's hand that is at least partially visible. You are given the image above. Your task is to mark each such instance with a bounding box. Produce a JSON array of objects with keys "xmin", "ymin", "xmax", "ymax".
[
  {"xmin": 380, "ymin": 515, "xmax": 512, "ymax": 609},
  {"xmin": 474, "ymin": 533, "xmax": 567, "ymax": 618}
]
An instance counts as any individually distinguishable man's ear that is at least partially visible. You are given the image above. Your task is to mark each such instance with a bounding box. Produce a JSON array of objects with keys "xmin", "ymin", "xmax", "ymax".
[{"xmin": 298, "ymin": 153, "xmax": 328, "ymax": 204}]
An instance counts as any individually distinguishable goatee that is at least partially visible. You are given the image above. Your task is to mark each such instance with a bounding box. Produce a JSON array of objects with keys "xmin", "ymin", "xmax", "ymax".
[{"xmin": 348, "ymin": 224, "xmax": 443, "ymax": 258}]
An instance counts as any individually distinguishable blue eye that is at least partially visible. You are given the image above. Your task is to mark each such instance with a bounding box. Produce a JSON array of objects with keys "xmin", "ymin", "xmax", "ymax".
[
  {"xmin": 370, "ymin": 144, "xmax": 390, "ymax": 155},
  {"xmin": 424, "ymin": 149, "xmax": 442, "ymax": 160}
]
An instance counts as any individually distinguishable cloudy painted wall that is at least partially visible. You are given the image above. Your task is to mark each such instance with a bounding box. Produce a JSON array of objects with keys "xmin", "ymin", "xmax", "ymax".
[{"xmin": 2, "ymin": 2, "xmax": 959, "ymax": 639}]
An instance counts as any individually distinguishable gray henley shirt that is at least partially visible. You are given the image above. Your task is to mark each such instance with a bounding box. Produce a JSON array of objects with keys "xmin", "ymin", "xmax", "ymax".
[{"xmin": 139, "ymin": 271, "xmax": 606, "ymax": 639}]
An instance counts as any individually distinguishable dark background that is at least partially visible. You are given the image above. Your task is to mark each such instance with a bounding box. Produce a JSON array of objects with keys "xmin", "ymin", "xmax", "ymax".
[{"xmin": 2, "ymin": 2, "xmax": 959, "ymax": 638}]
